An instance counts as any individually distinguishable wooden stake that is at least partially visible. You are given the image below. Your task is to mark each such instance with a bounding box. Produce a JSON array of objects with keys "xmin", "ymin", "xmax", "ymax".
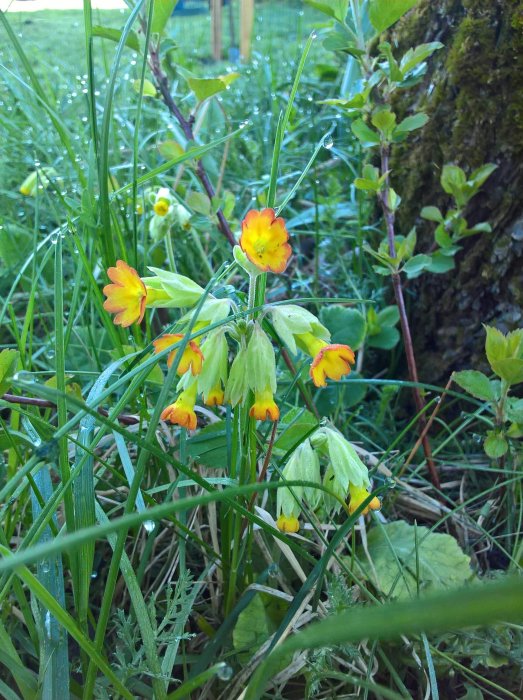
[
  {"xmin": 240, "ymin": 0, "xmax": 255, "ymax": 61},
  {"xmin": 211, "ymin": 0, "xmax": 222, "ymax": 61}
]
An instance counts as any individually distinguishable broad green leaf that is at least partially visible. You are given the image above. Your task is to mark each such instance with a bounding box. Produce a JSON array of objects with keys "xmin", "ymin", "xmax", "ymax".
[
  {"xmin": 420, "ymin": 205, "xmax": 443, "ymax": 223},
  {"xmin": 92, "ymin": 25, "xmax": 140, "ymax": 52},
  {"xmin": 183, "ymin": 71, "xmax": 240, "ymax": 102},
  {"xmin": 470, "ymin": 163, "xmax": 498, "ymax": 188},
  {"xmin": 316, "ymin": 373, "xmax": 367, "ymax": 413},
  {"xmin": 233, "ymin": 594, "xmax": 270, "ymax": 660},
  {"xmin": 323, "ymin": 34, "xmax": 365, "ymax": 56},
  {"xmin": 357, "ymin": 521, "xmax": 473, "ymax": 599},
  {"xmin": 379, "ymin": 41, "xmax": 403, "ymax": 82},
  {"xmin": 402, "ymin": 253, "xmax": 431, "ymax": 278},
  {"xmin": 395, "ymin": 112, "xmax": 429, "ymax": 134},
  {"xmin": 353, "ymin": 177, "xmax": 381, "ymax": 192},
  {"xmin": 132, "ymin": 78, "xmax": 157, "ymax": 97},
  {"xmin": 484, "ymin": 325, "xmax": 508, "ymax": 366},
  {"xmin": 151, "ymin": 0, "xmax": 179, "ymax": 36},
  {"xmin": 351, "ymin": 119, "xmax": 381, "ymax": 147},
  {"xmin": 304, "ymin": 0, "xmax": 349, "ymax": 23},
  {"xmin": 369, "ymin": 0, "xmax": 420, "ymax": 33},
  {"xmin": 441, "ymin": 164, "xmax": 466, "ymax": 198},
  {"xmin": 371, "ymin": 109, "xmax": 397, "ymax": 137},
  {"xmin": 158, "ymin": 140, "xmax": 185, "ymax": 160},
  {"xmin": 186, "ymin": 421, "xmax": 228, "ymax": 469},
  {"xmin": 426, "ymin": 251, "xmax": 455, "ymax": 274},
  {"xmin": 377, "ymin": 305, "xmax": 400, "ymax": 327},
  {"xmin": 490, "ymin": 358, "xmax": 523, "ymax": 386},
  {"xmin": 186, "ymin": 191, "xmax": 211, "ymax": 216},
  {"xmin": 320, "ymin": 307, "xmax": 366, "ymax": 350},
  {"xmin": 0, "ymin": 349, "xmax": 19, "ymax": 395},
  {"xmin": 435, "ymin": 225, "xmax": 453, "ymax": 248},
  {"xmin": 367, "ymin": 326, "xmax": 400, "ymax": 350},
  {"xmin": 484, "ymin": 431, "xmax": 509, "ymax": 459},
  {"xmin": 274, "ymin": 408, "xmax": 318, "ymax": 452},
  {"xmin": 506, "ymin": 397, "xmax": 523, "ymax": 423},
  {"xmin": 400, "ymin": 42, "xmax": 444, "ymax": 74},
  {"xmin": 464, "ymin": 222, "xmax": 492, "ymax": 236},
  {"xmin": 453, "ymin": 370, "xmax": 496, "ymax": 401}
]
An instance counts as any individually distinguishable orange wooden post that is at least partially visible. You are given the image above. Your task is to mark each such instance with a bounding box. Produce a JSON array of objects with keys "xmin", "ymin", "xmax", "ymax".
[
  {"xmin": 240, "ymin": 0, "xmax": 255, "ymax": 61},
  {"xmin": 211, "ymin": 0, "xmax": 223, "ymax": 60}
]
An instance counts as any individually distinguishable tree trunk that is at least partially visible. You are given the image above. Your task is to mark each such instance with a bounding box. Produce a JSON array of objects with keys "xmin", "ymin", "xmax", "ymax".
[{"xmin": 390, "ymin": 0, "xmax": 523, "ymax": 381}]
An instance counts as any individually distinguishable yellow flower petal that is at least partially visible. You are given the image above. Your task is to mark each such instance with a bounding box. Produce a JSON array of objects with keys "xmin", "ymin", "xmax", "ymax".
[
  {"xmin": 240, "ymin": 208, "xmax": 292, "ymax": 274},
  {"xmin": 276, "ymin": 514, "xmax": 300, "ymax": 533},
  {"xmin": 310, "ymin": 344, "xmax": 355, "ymax": 388},
  {"xmin": 249, "ymin": 388, "xmax": 280, "ymax": 421},
  {"xmin": 103, "ymin": 260, "xmax": 147, "ymax": 328},
  {"xmin": 160, "ymin": 386, "xmax": 198, "ymax": 430},
  {"xmin": 348, "ymin": 484, "xmax": 381, "ymax": 515},
  {"xmin": 153, "ymin": 334, "xmax": 204, "ymax": 376}
]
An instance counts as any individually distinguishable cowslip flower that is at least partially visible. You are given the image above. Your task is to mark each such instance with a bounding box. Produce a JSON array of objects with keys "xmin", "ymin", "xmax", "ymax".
[
  {"xmin": 276, "ymin": 515, "xmax": 300, "ymax": 533},
  {"xmin": 348, "ymin": 483, "xmax": 381, "ymax": 515},
  {"xmin": 161, "ymin": 383, "xmax": 198, "ymax": 430},
  {"xmin": 250, "ymin": 388, "xmax": 280, "ymax": 421},
  {"xmin": 153, "ymin": 334, "xmax": 204, "ymax": 376},
  {"xmin": 297, "ymin": 332, "xmax": 355, "ymax": 388},
  {"xmin": 240, "ymin": 208, "xmax": 291, "ymax": 274},
  {"xmin": 277, "ymin": 440, "xmax": 321, "ymax": 521},
  {"xmin": 103, "ymin": 260, "xmax": 147, "ymax": 327},
  {"xmin": 198, "ymin": 330, "xmax": 228, "ymax": 406},
  {"xmin": 204, "ymin": 384, "xmax": 225, "ymax": 407}
]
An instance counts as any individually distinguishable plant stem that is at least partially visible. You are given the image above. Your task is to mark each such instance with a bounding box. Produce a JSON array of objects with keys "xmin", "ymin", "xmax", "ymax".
[
  {"xmin": 148, "ymin": 44, "xmax": 236, "ymax": 248},
  {"xmin": 380, "ymin": 145, "xmax": 440, "ymax": 489}
]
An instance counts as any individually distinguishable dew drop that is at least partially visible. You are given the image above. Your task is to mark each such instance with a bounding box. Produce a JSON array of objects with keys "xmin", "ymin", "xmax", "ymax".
[
  {"xmin": 217, "ymin": 663, "xmax": 233, "ymax": 681},
  {"xmin": 323, "ymin": 135, "xmax": 334, "ymax": 150}
]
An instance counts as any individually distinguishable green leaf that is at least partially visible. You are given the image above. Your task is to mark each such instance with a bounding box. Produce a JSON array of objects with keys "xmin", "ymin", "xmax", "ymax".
[
  {"xmin": 377, "ymin": 305, "xmax": 400, "ymax": 327},
  {"xmin": 506, "ymin": 398, "xmax": 523, "ymax": 424},
  {"xmin": 484, "ymin": 431, "xmax": 509, "ymax": 459},
  {"xmin": 371, "ymin": 109, "xmax": 397, "ymax": 137},
  {"xmin": 367, "ymin": 326, "xmax": 400, "ymax": 350},
  {"xmin": 441, "ymin": 164, "xmax": 466, "ymax": 198},
  {"xmin": 180, "ymin": 69, "xmax": 240, "ymax": 102},
  {"xmin": 369, "ymin": 0, "xmax": 420, "ymax": 33},
  {"xmin": 92, "ymin": 25, "xmax": 140, "ymax": 52},
  {"xmin": 379, "ymin": 41, "xmax": 403, "ymax": 82},
  {"xmin": 0, "ymin": 349, "xmax": 19, "ymax": 395},
  {"xmin": 351, "ymin": 119, "xmax": 381, "ymax": 147},
  {"xmin": 151, "ymin": 0, "xmax": 179, "ymax": 36},
  {"xmin": 400, "ymin": 42, "xmax": 444, "ymax": 74},
  {"xmin": 353, "ymin": 177, "xmax": 381, "ymax": 192},
  {"xmin": 394, "ymin": 112, "xmax": 429, "ymax": 134},
  {"xmin": 402, "ymin": 253, "xmax": 431, "ymax": 278},
  {"xmin": 434, "ymin": 225, "xmax": 453, "ymax": 248},
  {"xmin": 464, "ymin": 222, "xmax": 492, "ymax": 236},
  {"xmin": 233, "ymin": 594, "xmax": 270, "ymax": 660},
  {"xmin": 132, "ymin": 78, "xmax": 157, "ymax": 97},
  {"xmin": 274, "ymin": 408, "xmax": 319, "ymax": 452},
  {"xmin": 315, "ymin": 373, "xmax": 367, "ymax": 413},
  {"xmin": 470, "ymin": 163, "xmax": 497, "ymax": 189},
  {"xmin": 186, "ymin": 421, "xmax": 228, "ymax": 469},
  {"xmin": 158, "ymin": 140, "xmax": 185, "ymax": 160},
  {"xmin": 490, "ymin": 358, "xmax": 523, "ymax": 386},
  {"xmin": 304, "ymin": 0, "xmax": 349, "ymax": 23},
  {"xmin": 358, "ymin": 521, "xmax": 473, "ymax": 599},
  {"xmin": 186, "ymin": 191, "xmax": 211, "ymax": 216},
  {"xmin": 453, "ymin": 370, "xmax": 496, "ymax": 401},
  {"xmin": 420, "ymin": 205, "xmax": 443, "ymax": 223},
  {"xmin": 484, "ymin": 325, "xmax": 508, "ymax": 366},
  {"xmin": 320, "ymin": 307, "xmax": 367, "ymax": 350},
  {"xmin": 426, "ymin": 251, "xmax": 455, "ymax": 274},
  {"xmin": 323, "ymin": 34, "xmax": 365, "ymax": 56}
]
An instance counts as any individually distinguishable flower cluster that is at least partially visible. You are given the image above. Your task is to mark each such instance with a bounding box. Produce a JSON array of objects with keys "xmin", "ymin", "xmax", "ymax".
[
  {"xmin": 276, "ymin": 425, "xmax": 381, "ymax": 532},
  {"xmin": 146, "ymin": 187, "xmax": 192, "ymax": 242}
]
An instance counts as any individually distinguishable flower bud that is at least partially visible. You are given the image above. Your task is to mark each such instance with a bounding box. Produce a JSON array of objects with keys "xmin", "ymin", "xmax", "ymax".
[
  {"xmin": 311, "ymin": 426, "xmax": 369, "ymax": 492},
  {"xmin": 224, "ymin": 345, "xmax": 249, "ymax": 407},
  {"xmin": 277, "ymin": 439, "xmax": 321, "ymax": 518},
  {"xmin": 143, "ymin": 267, "xmax": 205, "ymax": 308},
  {"xmin": 270, "ymin": 305, "xmax": 329, "ymax": 355},
  {"xmin": 198, "ymin": 330, "xmax": 228, "ymax": 403},
  {"xmin": 246, "ymin": 323, "xmax": 277, "ymax": 394}
]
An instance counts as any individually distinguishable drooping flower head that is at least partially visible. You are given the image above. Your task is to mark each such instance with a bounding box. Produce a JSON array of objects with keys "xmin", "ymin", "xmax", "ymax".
[
  {"xmin": 276, "ymin": 515, "xmax": 300, "ymax": 533},
  {"xmin": 250, "ymin": 388, "xmax": 280, "ymax": 421},
  {"xmin": 348, "ymin": 483, "xmax": 381, "ymax": 515},
  {"xmin": 246, "ymin": 323, "xmax": 279, "ymax": 421},
  {"xmin": 297, "ymin": 332, "xmax": 355, "ymax": 388},
  {"xmin": 160, "ymin": 383, "xmax": 198, "ymax": 430},
  {"xmin": 153, "ymin": 334, "xmax": 204, "ymax": 376},
  {"xmin": 240, "ymin": 208, "xmax": 291, "ymax": 274},
  {"xmin": 103, "ymin": 260, "xmax": 147, "ymax": 328}
]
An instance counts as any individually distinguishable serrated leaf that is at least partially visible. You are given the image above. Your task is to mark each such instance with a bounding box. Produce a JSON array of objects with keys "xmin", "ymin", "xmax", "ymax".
[
  {"xmin": 420, "ymin": 205, "xmax": 443, "ymax": 223},
  {"xmin": 0, "ymin": 349, "xmax": 19, "ymax": 395},
  {"xmin": 351, "ymin": 119, "xmax": 380, "ymax": 147},
  {"xmin": 304, "ymin": 0, "xmax": 349, "ymax": 23},
  {"xmin": 92, "ymin": 25, "xmax": 140, "ymax": 52},
  {"xmin": 151, "ymin": 0, "xmax": 179, "ymax": 36},
  {"xmin": 490, "ymin": 358, "xmax": 523, "ymax": 386},
  {"xmin": 453, "ymin": 370, "xmax": 496, "ymax": 401},
  {"xmin": 485, "ymin": 325, "xmax": 508, "ymax": 366},
  {"xmin": 357, "ymin": 521, "xmax": 473, "ymax": 599},
  {"xmin": 320, "ymin": 307, "xmax": 366, "ymax": 350},
  {"xmin": 484, "ymin": 431, "xmax": 508, "ymax": 459},
  {"xmin": 369, "ymin": 0, "xmax": 420, "ymax": 33},
  {"xmin": 395, "ymin": 112, "xmax": 429, "ymax": 134},
  {"xmin": 400, "ymin": 42, "xmax": 443, "ymax": 74}
]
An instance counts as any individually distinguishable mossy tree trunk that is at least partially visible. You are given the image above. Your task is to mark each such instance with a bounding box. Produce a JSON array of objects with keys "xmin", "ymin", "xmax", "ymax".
[{"xmin": 390, "ymin": 0, "xmax": 523, "ymax": 380}]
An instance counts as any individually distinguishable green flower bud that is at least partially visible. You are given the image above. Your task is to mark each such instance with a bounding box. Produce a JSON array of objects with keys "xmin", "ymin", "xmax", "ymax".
[
  {"xmin": 322, "ymin": 465, "xmax": 347, "ymax": 514},
  {"xmin": 20, "ymin": 167, "xmax": 57, "ymax": 196},
  {"xmin": 198, "ymin": 329, "xmax": 228, "ymax": 402},
  {"xmin": 224, "ymin": 345, "xmax": 249, "ymax": 407},
  {"xmin": 144, "ymin": 267, "xmax": 205, "ymax": 307},
  {"xmin": 246, "ymin": 323, "xmax": 276, "ymax": 394},
  {"xmin": 310, "ymin": 426, "xmax": 369, "ymax": 492},
  {"xmin": 277, "ymin": 439, "xmax": 321, "ymax": 518},
  {"xmin": 233, "ymin": 245, "xmax": 263, "ymax": 277}
]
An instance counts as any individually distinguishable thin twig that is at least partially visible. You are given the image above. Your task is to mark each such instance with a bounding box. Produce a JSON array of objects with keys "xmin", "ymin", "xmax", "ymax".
[{"xmin": 1, "ymin": 393, "xmax": 140, "ymax": 425}]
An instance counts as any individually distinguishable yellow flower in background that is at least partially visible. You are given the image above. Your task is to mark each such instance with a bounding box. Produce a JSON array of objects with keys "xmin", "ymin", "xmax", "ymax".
[
  {"xmin": 153, "ymin": 198, "xmax": 170, "ymax": 217},
  {"xmin": 297, "ymin": 332, "xmax": 355, "ymax": 387},
  {"xmin": 348, "ymin": 483, "xmax": 381, "ymax": 515},
  {"xmin": 249, "ymin": 388, "xmax": 280, "ymax": 421},
  {"xmin": 240, "ymin": 208, "xmax": 291, "ymax": 274},
  {"xmin": 160, "ymin": 383, "xmax": 198, "ymax": 430},
  {"xmin": 103, "ymin": 260, "xmax": 147, "ymax": 327},
  {"xmin": 276, "ymin": 514, "xmax": 300, "ymax": 533},
  {"xmin": 204, "ymin": 384, "xmax": 225, "ymax": 407},
  {"xmin": 153, "ymin": 334, "xmax": 204, "ymax": 376}
]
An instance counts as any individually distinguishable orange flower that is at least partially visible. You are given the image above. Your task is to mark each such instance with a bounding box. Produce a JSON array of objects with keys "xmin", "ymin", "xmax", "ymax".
[
  {"xmin": 153, "ymin": 334, "xmax": 204, "ymax": 376},
  {"xmin": 348, "ymin": 484, "xmax": 381, "ymax": 515},
  {"xmin": 276, "ymin": 514, "xmax": 300, "ymax": 533},
  {"xmin": 103, "ymin": 260, "xmax": 147, "ymax": 328},
  {"xmin": 297, "ymin": 332, "xmax": 355, "ymax": 388},
  {"xmin": 204, "ymin": 384, "xmax": 225, "ymax": 407},
  {"xmin": 160, "ymin": 384, "xmax": 198, "ymax": 430},
  {"xmin": 249, "ymin": 388, "xmax": 280, "ymax": 421},
  {"xmin": 240, "ymin": 208, "xmax": 291, "ymax": 274}
]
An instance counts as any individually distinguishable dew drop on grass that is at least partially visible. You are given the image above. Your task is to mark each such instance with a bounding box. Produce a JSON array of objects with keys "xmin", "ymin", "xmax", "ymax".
[
  {"xmin": 323, "ymin": 134, "xmax": 334, "ymax": 150},
  {"xmin": 217, "ymin": 663, "xmax": 233, "ymax": 681},
  {"xmin": 41, "ymin": 560, "xmax": 51, "ymax": 574},
  {"xmin": 143, "ymin": 520, "xmax": 155, "ymax": 533}
]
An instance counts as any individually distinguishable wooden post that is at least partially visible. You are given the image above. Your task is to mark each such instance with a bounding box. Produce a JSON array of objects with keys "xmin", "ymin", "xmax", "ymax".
[
  {"xmin": 240, "ymin": 0, "xmax": 255, "ymax": 61},
  {"xmin": 211, "ymin": 0, "xmax": 222, "ymax": 61}
]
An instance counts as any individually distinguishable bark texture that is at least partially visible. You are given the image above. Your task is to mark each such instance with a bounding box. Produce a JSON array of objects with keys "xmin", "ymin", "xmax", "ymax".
[{"xmin": 389, "ymin": 0, "xmax": 523, "ymax": 381}]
